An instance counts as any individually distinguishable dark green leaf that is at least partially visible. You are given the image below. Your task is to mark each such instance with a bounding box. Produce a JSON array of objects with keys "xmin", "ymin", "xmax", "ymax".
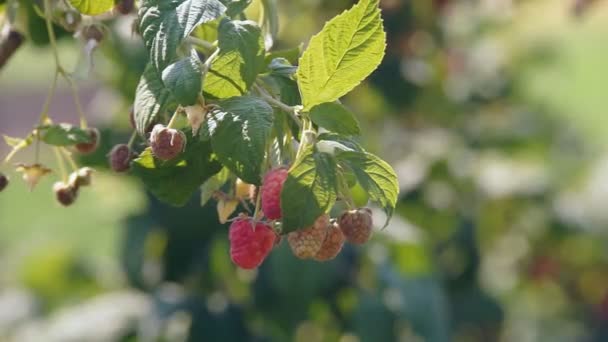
[
  {"xmin": 281, "ymin": 147, "xmax": 338, "ymax": 232},
  {"xmin": 134, "ymin": 63, "xmax": 176, "ymax": 136},
  {"xmin": 132, "ymin": 133, "xmax": 222, "ymax": 206},
  {"xmin": 139, "ymin": 0, "xmax": 226, "ymax": 70},
  {"xmin": 310, "ymin": 102, "xmax": 361, "ymax": 135},
  {"xmin": 205, "ymin": 96, "xmax": 273, "ymax": 184},
  {"xmin": 38, "ymin": 124, "xmax": 92, "ymax": 146},
  {"xmin": 161, "ymin": 53, "xmax": 202, "ymax": 106},
  {"xmin": 336, "ymin": 150, "xmax": 399, "ymax": 227},
  {"xmin": 204, "ymin": 19, "xmax": 265, "ymax": 99}
]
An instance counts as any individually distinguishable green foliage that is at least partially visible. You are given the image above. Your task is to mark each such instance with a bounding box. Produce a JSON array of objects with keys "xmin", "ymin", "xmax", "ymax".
[
  {"xmin": 281, "ymin": 147, "xmax": 338, "ymax": 232},
  {"xmin": 67, "ymin": 0, "xmax": 114, "ymax": 15},
  {"xmin": 38, "ymin": 124, "xmax": 92, "ymax": 146},
  {"xmin": 161, "ymin": 53, "xmax": 202, "ymax": 106},
  {"xmin": 203, "ymin": 96, "xmax": 273, "ymax": 185},
  {"xmin": 134, "ymin": 63, "xmax": 175, "ymax": 136},
  {"xmin": 132, "ymin": 134, "xmax": 222, "ymax": 206},
  {"xmin": 204, "ymin": 19, "xmax": 265, "ymax": 98},
  {"xmin": 138, "ymin": 0, "xmax": 226, "ymax": 70},
  {"xmin": 200, "ymin": 167, "xmax": 230, "ymax": 206},
  {"xmin": 297, "ymin": 0, "xmax": 386, "ymax": 110},
  {"xmin": 310, "ymin": 102, "xmax": 361, "ymax": 135}
]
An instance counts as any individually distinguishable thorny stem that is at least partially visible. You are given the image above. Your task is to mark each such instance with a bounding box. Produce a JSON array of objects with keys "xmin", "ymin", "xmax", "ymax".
[
  {"xmin": 127, "ymin": 130, "xmax": 138, "ymax": 148},
  {"xmin": 252, "ymin": 185, "xmax": 263, "ymax": 221},
  {"xmin": 167, "ymin": 110, "xmax": 181, "ymax": 129},
  {"xmin": 253, "ymin": 83, "xmax": 302, "ymax": 129}
]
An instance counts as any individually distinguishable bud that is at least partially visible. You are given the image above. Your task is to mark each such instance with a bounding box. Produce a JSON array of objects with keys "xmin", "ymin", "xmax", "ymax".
[{"xmin": 53, "ymin": 182, "xmax": 78, "ymax": 207}]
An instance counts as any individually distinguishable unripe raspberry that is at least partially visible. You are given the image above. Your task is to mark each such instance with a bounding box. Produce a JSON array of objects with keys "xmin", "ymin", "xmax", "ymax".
[
  {"xmin": 149, "ymin": 124, "xmax": 186, "ymax": 161},
  {"xmin": 314, "ymin": 222, "xmax": 345, "ymax": 261},
  {"xmin": 68, "ymin": 167, "xmax": 94, "ymax": 189},
  {"xmin": 115, "ymin": 0, "xmax": 134, "ymax": 15},
  {"xmin": 287, "ymin": 214, "xmax": 329, "ymax": 259},
  {"xmin": 0, "ymin": 173, "xmax": 8, "ymax": 192},
  {"xmin": 339, "ymin": 208, "xmax": 373, "ymax": 244},
  {"xmin": 108, "ymin": 144, "xmax": 133, "ymax": 172},
  {"xmin": 53, "ymin": 182, "xmax": 78, "ymax": 207},
  {"xmin": 261, "ymin": 168, "xmax": 288, "ymax": 220},
  {"xmin": 75, "ymin": 128, "xmax": 100, "ymax": 154},
  {"xmin": 229, "ymin": 217, "xmax": 277, "ymax": 269}
]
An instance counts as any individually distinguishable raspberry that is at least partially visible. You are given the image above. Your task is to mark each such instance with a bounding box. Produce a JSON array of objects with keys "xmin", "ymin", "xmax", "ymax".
[
  {"xmin": 287, "ymin": 214, "xmax": 329, "ymax": 259},
  {"xmin": 314, "ymin": 222, "xmax": 345, "ymax": 261},
  {"xmin": 68, "ymin": 167, "xmax": 94, "ymax": 189},
  {"xmin": 82, "ymin": 25, "xmax": 104, "ymax": 42},
  {"xmin": 0, "ymin": 173, "xmax": 8, "ymax": 192},
  {"xmin": 108, "ymin": 144, "xmax": 133, "ymax": 172},
  {"xmin": 115, "ymin": 0, "xmax": 134, "ymax": 15},
  {"xmin": 339, "ymin": 208, "xmax": 373, "ymax": 244},
  {"xmin": 53, "ymin": 182, "xmax": 78, "ymax": 207},
  {"xmin": 229, "ymin": 217, "xmax": 276, "ymax": 269},
  {"xmin": 261, "ymin": 168, "xmax": 288, "ymax": 220},
  {"xmin": 149, "ymin": 124, "xmax": 186, "ymax": 161},
  {"xmin": 75, "ymin": 128, "xmax": 100, "ymax": 154}
]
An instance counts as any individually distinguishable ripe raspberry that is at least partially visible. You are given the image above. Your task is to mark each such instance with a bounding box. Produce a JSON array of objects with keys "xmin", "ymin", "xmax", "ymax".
[
  {"xmin": 108, "ymin": 144, "xmax": 133, "ymax": 172},
  {"xmin": 75, "ymin": 128, "xmax": 100, "ymax": 154},
  {"xmin": 261, "ymin": 168, "xmax": 288, "ymax": 220},
  {"xmin": 314, "ymin": 222, "xmax": 345, "ymax": 261},
  {"xmin": 68, "ymin": 167, "xmax": 94, "ymax": 189},
  {"xmin": 339, "ymin": 208, "xmax": 373, "ymax": 244},
  {"xmin": 53, "ymin": 182, "xmax": 78, "ymax": 207},
  {"xmin": 229, "ymin": 217, "xmax": 276, "ymax": 269},
  {"xmin": 149, "ymin": 124, "xmax": 186, "ymax": 161},
  {"xmin": 0, "ymin": 173, "xmax": 8, "ymax": 192},
  {"xmin": 115, "ymin": 0, "xmax": 134, "ymax": 15},
  {"xmin": 287, "ymin": 214, "xmax": 329, "ymax": 259}
]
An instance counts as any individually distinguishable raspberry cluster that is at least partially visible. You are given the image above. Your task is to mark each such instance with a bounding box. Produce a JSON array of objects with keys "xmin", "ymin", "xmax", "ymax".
[{"xmin": 227, "ymin": 168, "xmax": 375, "ymax": 269}]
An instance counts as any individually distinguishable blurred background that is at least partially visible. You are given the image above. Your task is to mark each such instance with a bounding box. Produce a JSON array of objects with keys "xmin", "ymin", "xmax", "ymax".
[{"xmin": 2, "ymin": 0, "xmax": 608, "ymax": 341}]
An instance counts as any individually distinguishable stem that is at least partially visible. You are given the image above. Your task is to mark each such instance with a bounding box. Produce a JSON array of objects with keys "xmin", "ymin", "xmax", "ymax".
[
  {"xmin": 202, "ymin": 47, "xmax": 220, "ymax": 73},
  {"xmin": 60, "ymin": 148, "xmax": 79, "ymax": 171},
  {"xmin": 63, "ymin": 73, "xmax": 88, "ymax": 128},
  {"xmin": 53, "ymin": 147, "xmax": 68, "ymax": 182},
  {"xmin": 252, "ymin": 187, "xmax": 263, "ymax": 221},
  {"xmin": 184, "ymin": 36, "xmax": 216, "ymax": 50},
  {"xmin": 127, "ymin": 130, "xmax": 138, "ymax": 148},
  {"xmin": 253, "ymin": 83, "xmax": 301, "ymax": 128},
  {"xmin": 43, "ymin": 0, "xmax": 61, "ymax": 69}
]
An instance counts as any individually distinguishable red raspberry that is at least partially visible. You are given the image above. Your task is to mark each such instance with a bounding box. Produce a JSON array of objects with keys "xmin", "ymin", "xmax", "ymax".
[
  {"xmin": 53, "ymin": 182, "xmax": 78, "ymax": 207},
  {"xmin": 229, "ymin": 217, "xmax": 276, "ymax": 269},
  {"xmin": 314, "ymin": 222, "xmax": 345, "ymax": 261},
  {"xmin": 0, "ymin": 173, "xmax": 8, "ymax": 192},
  {"xmin": 287, "ymin": 214, "xmax": 329, "ymax": 259},
  {"xmin": 339, "ymin": 208, "xmax": 373, "ymax": 244},
  {"xmin": 261, "ymin": 168, "xmax": 288, "ymax": 220},
  {"xmin": 75, "ymin": 128, "xmax": 100, "ymax": 154},
  {"xmin": 149, "ymin": 124, "xmax": 186, "ymax": 161},
  {"xmin": 108, "ymin": 144, "xmax": 133, "ymax": 172}
]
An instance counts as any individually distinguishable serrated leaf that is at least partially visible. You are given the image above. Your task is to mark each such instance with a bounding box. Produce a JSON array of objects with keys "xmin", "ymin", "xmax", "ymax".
[
  {"xmin": 37, "ymin": 124, "xmax": 92, "ymax": 146},
  {"xmin": 318, "ymin": 132, "xmax": 365, "ymax": 152},
  {"xmin": 264, "ymin": 45, "xmax": 302, "ymax": 67},
  {"xmin": 281, "ymin": 147, "xmax": 338, "ymax": 232},
  {"xmin": 161, "ymin": 53, "xmax": 202, "ymax": 106},
  {"xmin": 310, "ymin": 102, "xmax": 361, "ymax": 135},
  {"xmin": 132, "ymin": 133, "xmax": 222, "ymax": 206},
  {"xmin": 336, "ymin": 150, "xmax": 398, "ymax": 226},
  {"xmin": 68, "ymin": 0, "xmax": 114, "ymax": 15},
  {"xmin": 204, "ymin": 19, "xmax": 265, "ymax": 99},
  {"xmin": 201, "ymin": 167, "xmax": 230, "ymax": 206},
  {"xmin": 297, "ymin": 0, "xmax": 386, "ymax": 110},
  {"xmin": 204, "ymin": 96, "xmax": 273, "ymax": 184},
  {"xmin": 134, "ymin": 63, "xmax": 175, "ymax": 136},
  {"xmin": 139, "ymin": 0, "xmax": 226, "ymax": 70},
  {"xmin": 220, "ymin": 0, "xmax": 252, "ymax": 17}
]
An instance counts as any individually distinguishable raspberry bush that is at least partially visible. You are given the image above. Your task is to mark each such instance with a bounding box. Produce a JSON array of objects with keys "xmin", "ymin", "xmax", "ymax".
[{"xmin": 0, "ymin": 0, "xmax": 398, "ymax": 268}]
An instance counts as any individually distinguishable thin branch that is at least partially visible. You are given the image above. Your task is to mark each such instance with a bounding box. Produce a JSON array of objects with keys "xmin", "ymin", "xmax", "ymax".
[
  {"xmin": 253, "ymin": 83, "xmax": 302, "ymax": 129},
  {"xmin": 185, "ymin": 36, "xmax": 216, "ymax": 50}
]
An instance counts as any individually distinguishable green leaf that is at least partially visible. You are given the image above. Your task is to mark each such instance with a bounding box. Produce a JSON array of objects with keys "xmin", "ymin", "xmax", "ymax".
[
  {"xmin": 38, "ymin": 124, "xmax": 92, "ymax": 146},
  {"xmin": 220, "ymin": 0, "xmax": 252, "ymax": 17},
  {"xmin": 310, "ymin": 102, "xmax": 361, "ymax": 135},
  {"xmin": 281, "ymin": 147, "xmax": 338, "ymax": 232},
  {"xmin": 297, "ymin": 0, "xmax": 386, "ymax": 111},
  {"xmin": 139, "ymin": 0, "xmax": 226, "ymax": 70},
  {"xmin": 134, "ymin": 63, "xmax": 175, "ymax": 136},
  {"xmin": 200, "ymin": 167, "xmax": 230, "ymax": 206},
  {"xmin": 336, "ymin": 150, "xmax": 398, "ymax": 226},
  {"xmin": 68, "ymin": 0, "xmax": 114, "ymax": 15},
  {"xmin": 161, "ymin": 53, "xmax": 202, "ymax": 106},
  {"xmin": 318, "ymin": 132, "xmax": 365, "ymax": 152},
  {"xmin": 264, "ymin": 45, "xmax": 302, "ymax": 66},
  {"xmin": 204, "ymin": 96, "xmax": 273, "ymax": 184},
  {"xmin": 204, "ymin": 19, "xmax": 265, "ymax": 99},
  {"xmin": 132, "ymin": 133, "xmax": 222, "ymax": 206}
]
